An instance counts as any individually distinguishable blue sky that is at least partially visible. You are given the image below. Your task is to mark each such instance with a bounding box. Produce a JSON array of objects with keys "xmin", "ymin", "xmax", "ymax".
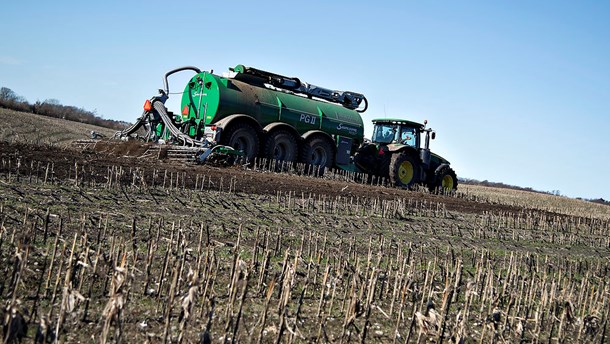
[{"xmin": 2, "ymin": 1, "xmax": 609, "ymax": 200}]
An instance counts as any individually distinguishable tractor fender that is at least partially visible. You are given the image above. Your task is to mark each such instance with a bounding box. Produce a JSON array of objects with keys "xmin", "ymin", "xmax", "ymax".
[
  {"xmin": 386, "ymin": 144, "xmax": 419, "ymax": 156},
  {"xmin": 263, "ymin": 122, "xmax": 301, "ymax": 140},
  {"xmin": 427, "ymin": 163, "xmax": 451, "ymax": 183},
  {"xmin": 431, "ymin": 152, "xmax": 451, "ymax": 166},
  {"xmin": 301, "ymin": 130, "xmax": 334, "ymax": 144},
  {"xmin": 434, "ymin": 163, "xmax": 451, "ymax": 174},
  {"xmin": 213, "ymin": 114, "xmax": 263, "ymax": 140}
]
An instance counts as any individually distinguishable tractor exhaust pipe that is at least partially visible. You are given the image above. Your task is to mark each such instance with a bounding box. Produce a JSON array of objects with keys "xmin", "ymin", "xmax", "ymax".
[{"xmin": 421, "ymin": 124, "xmax": 435, "ymax": 168}]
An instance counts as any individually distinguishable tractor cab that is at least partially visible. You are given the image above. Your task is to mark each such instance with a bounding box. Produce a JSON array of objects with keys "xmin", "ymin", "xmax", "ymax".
[
  {"xmin": 371, "ymin": 118, "xmax": 437, "ymax": 168},
  {"xmin": 371, "ymin": 119, "xmax": 427, "ymax": 148}
]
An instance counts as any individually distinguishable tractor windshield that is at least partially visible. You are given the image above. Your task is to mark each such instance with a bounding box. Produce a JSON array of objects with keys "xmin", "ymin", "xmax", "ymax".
[
  {"xmin": 373, "ymin": 124, "xmax": 398, "ymax": 143},
  {"xmin": 399, "ymin": 126, "xmax": 418, "ymax": 147}
]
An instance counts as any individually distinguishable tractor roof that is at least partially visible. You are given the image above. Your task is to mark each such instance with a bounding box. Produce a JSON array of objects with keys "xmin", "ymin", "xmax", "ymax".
[{"xmin": 372, "ymin": 118, "xmax": 425, "ymax": 129}]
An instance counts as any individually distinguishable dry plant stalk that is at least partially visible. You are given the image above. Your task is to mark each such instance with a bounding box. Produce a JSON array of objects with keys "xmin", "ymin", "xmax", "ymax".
[{"xmin": 100, "ymin": 253, "xmax": 128, "ymax": 344}]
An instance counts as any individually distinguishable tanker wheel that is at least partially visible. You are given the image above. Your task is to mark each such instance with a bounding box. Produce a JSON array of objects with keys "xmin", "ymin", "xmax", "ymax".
[
  {"xmin": 430, "ymin": 166, "xmax": 458, "ymax": 193},
  {"xmin": 389, "ymin": 152, "xmax": 421, "ymax": 188},
  {"xmin": 221, "ymin": 122, "xmax": 260, "ymax": 163},
  {"xmin": 300, "ymin": 136, "xmax": 334, "ymax": 175},
  {"xmin": 264, "ymin": 130, "xmax": 299, "ymax": 163}
]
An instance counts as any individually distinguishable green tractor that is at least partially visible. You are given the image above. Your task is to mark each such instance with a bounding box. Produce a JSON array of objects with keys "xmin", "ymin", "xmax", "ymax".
[{"xmin": 354, "ymin": 118, "xmax": 457, "ymax": 191}]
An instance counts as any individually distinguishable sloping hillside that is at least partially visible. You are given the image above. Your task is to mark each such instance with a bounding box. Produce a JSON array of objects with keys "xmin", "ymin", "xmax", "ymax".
[{"xmin": 0, "ymin": 108, "xmax": 117, "ymax": 145}]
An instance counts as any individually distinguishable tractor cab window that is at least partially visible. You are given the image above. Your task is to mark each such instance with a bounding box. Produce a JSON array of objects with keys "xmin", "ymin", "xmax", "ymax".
[
  {"xmin": 373, "ymin": 124, "xmax": 398, "ymax": 144},
  {"xmin": 399, "ymin": 126, "xmax": 418, "ymax": 147}
]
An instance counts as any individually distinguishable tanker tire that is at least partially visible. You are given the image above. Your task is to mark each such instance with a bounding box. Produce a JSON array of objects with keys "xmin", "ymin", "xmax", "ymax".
[
  {"xmin": 300, "ymin": 136, "xmax": 334, "ymax": 176},
  {"xmin": 430, "ymin": 166, "xmax": 458, "ymax": 193},
  {"xmin": 264, "ymin": 130, "xmax": 299, "ymax": 163},
  {"xmin": 389, "ymin": 152, "xmax": 421, "ymax": 188},
  {"xmin": 221, "ymin": 122, "xmax": 260, "ymax": 163}
]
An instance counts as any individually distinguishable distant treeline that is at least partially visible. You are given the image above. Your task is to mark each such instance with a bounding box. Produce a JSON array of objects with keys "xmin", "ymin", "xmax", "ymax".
[
  {"xmin": 0, "ymin": 86, "xmax": 128, "ymax": 130},
  {"xmin": 588, "ymin": 198, "xmax": 610, "ymax": 206},
  {"xmin": 460, "ymin": 178, "xmax": 550, "ymax": 194},
  {"xmin": 460, "ymin": 178, "xmax": 610, "ymax": 207}
]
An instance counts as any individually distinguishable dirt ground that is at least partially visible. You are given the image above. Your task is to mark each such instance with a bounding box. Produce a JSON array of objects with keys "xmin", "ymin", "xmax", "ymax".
[{"xmin": 1, "ymin": 140, "xmax": 529, "ymax": 217}]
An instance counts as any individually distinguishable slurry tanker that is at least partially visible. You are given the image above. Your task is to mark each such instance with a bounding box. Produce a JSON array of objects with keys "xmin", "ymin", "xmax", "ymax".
[{"xmin": 117, "ymin": 64, "xmax": 457, "ymax": 191}]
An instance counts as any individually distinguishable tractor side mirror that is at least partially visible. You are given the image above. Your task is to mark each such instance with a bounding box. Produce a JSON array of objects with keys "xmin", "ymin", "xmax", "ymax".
[{"xmin": 431, "ymin": 132, "xmax": 436, "ymax": 140}]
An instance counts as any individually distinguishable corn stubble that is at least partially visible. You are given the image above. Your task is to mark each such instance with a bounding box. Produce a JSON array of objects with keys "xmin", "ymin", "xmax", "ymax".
[{"xmin": 1, "ymin": 154, "xmax": 610, "ymax": 343}]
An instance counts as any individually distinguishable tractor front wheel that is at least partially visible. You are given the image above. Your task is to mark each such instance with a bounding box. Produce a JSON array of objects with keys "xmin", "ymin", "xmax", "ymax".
[
  {"xmin": 389, "ymin": 152, "xmax": 420, "ymax": 188},
  {"xmin": 430, "ymin": 166, "xmax": 458, "ymax": 192}
]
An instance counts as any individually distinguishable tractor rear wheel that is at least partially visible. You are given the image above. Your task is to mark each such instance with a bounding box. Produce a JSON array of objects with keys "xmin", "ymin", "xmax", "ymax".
[
  {"xmin": 300, "ymin": 136, "xmax": 334, "ymax": 175},
  {"xmin": 221, "ymin": 122, "xmax": 259, "ymax": 163},
  {"xmin": 264, "ymin": 130, "xmax": 298, "ymax": 163},
  {"xmin": 389, "ymin": 152, "xmax": 420, "ymax": 188},
  {"xmin": 430, "ymin": 166, "xmax": 458, "ymax": 192}
]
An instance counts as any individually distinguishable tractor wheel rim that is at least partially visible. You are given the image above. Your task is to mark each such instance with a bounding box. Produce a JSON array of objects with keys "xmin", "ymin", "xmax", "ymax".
[
  {"xmin": 398, "ymin": 161, "xmax": 414, "ymax": 184},
  {"xmin": 442, "ymin": 175, "xmax": 454, "ymax": 190}
]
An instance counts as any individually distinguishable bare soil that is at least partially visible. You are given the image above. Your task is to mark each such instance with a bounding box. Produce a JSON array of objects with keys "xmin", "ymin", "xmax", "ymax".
[{"xmin": 1, "ymin": 140, "xmax": 527, "ymax": 217}]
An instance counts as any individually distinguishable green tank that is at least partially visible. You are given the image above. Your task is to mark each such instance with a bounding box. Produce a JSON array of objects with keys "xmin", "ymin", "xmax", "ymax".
[
  {"xmin": 180, "ymin": 65, "xmax": 364, "ymax": 140},
  {"xmin": 176, "ymin": 65, "xmax": 366, "ymax": 166}
]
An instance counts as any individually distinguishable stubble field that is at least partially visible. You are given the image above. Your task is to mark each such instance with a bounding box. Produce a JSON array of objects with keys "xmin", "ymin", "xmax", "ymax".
[{"xmin": 0, "ymin": 116, "xmax": 609, "ymax": 343}]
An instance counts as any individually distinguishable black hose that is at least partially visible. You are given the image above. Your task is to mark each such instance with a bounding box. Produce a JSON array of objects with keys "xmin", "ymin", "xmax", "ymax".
[
  {"xmin": 114, "ymin": 110, "xmax": 147, "ymax": 138},
  {"xmin": 357, "ymin": 97, "xmax": 368, "ymax": 113},
  {"xmin": 163, "ymin": 66, "xmax": 202, "ymax": 95},
  {"xmin": 152, "ymin": 101, "xmax": 206, "ymax": 147}
]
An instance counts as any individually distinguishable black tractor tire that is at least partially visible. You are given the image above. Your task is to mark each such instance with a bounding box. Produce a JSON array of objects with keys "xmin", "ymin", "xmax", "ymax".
[
  {"xmin": 264, "ymin": 130, "xmax": 299, "ymax": 163},
  {"xmin": 378, "ymin": 152, "xmax": 392, "ymax": 179},
  {"xmin": 430, "ymin": 166, "xmax": 458, "ymax": 193},
  {"xmin": 300, "ymin": 136, "xmax": 335, "ymax": 175},
  {"xmin": 220, "ymin": 122, "xmax": 260, "ymax": 163},
  {"xmin": 389, "ymin": 152, "xmax": 421, "ymax": 188}
]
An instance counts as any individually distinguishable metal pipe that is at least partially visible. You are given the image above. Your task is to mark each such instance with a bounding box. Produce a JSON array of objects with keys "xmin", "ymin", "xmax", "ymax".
[{"xmin": 163, "ymin": 66, "xmax": 202, "ymax": 94}]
